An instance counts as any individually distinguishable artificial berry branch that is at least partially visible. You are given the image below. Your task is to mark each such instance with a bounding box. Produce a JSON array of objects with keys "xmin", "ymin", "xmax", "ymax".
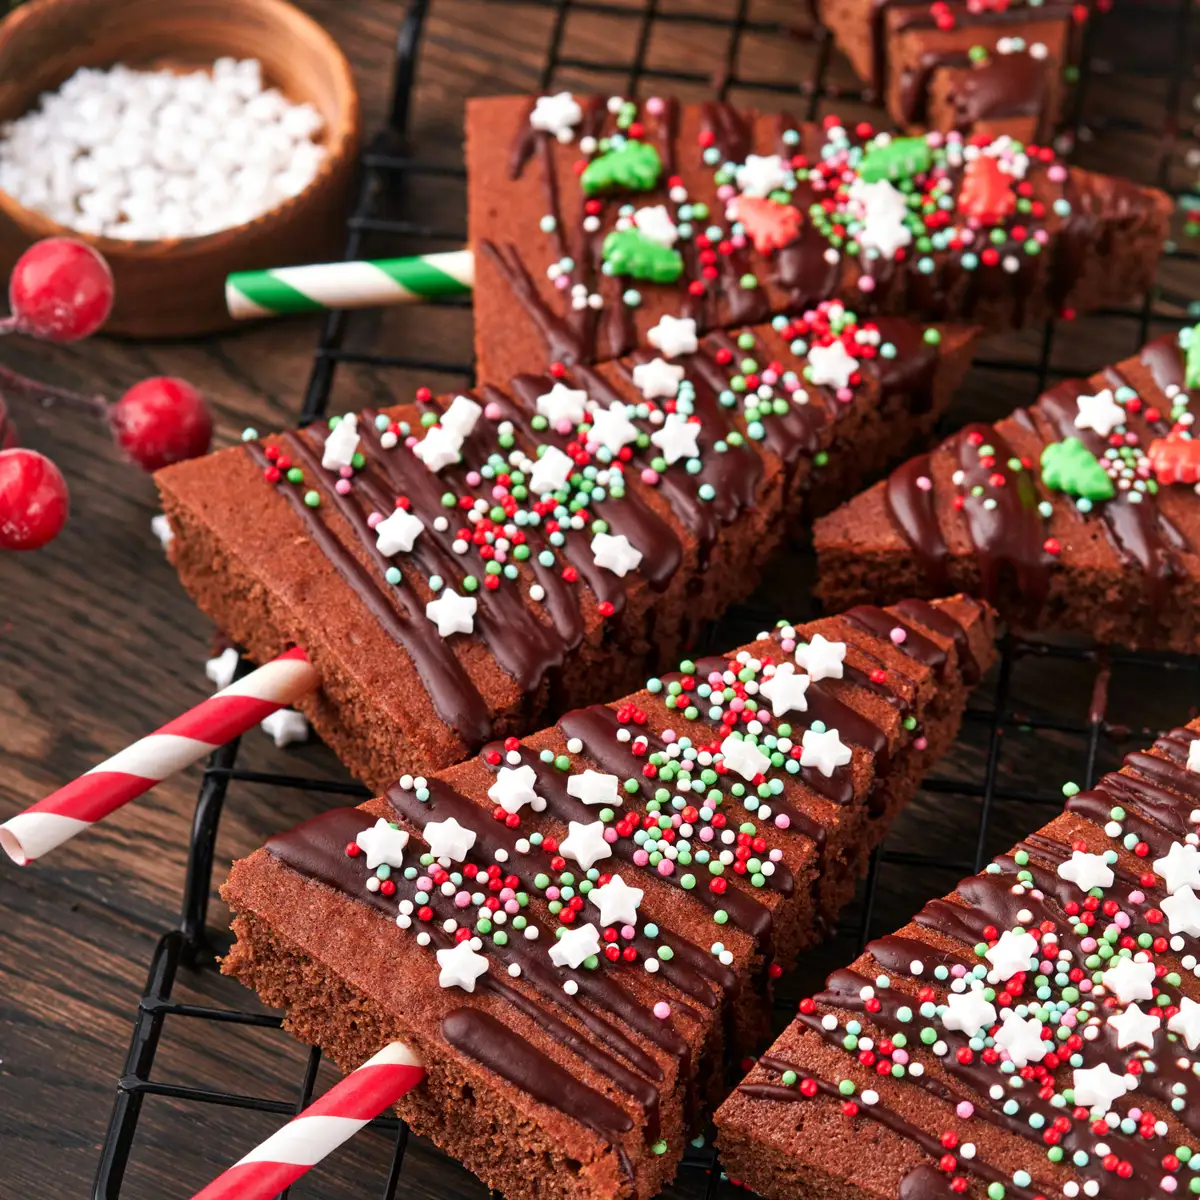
[{"xmin": 0, "ymin": 237, "xmax": 213, "ymax": 551}]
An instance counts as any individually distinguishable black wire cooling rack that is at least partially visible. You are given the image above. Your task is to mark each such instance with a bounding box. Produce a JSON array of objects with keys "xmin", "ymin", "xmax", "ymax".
[{"xmin": 93, "ymin": 1, "xmax": 1200, "ymax": 1197}]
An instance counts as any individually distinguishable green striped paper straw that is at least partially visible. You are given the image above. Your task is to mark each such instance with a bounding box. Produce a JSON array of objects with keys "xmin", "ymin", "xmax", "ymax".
[{"xmin": 225, "ymin": 250, "xmax": 474, "ymax": 319}]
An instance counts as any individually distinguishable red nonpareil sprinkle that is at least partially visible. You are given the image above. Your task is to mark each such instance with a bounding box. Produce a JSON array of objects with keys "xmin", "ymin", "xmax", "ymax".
[
  {"xmin": 1044, "ymin": 537, "xmax": 1062, "ymax": 556},
  {"xmin": 598, "ymin": 600, "xmax": 616, "ymax": 617},
  {"xmin": 345, "ymin": 842, "xmax": 361, "ymax": 857},
  {"xmin": 562, "ymin": 566, "xmax": 578, "ymax": 583}
]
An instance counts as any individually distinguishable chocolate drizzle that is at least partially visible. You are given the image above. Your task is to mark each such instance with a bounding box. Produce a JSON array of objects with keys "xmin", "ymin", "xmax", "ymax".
[
  {"xmin": 883, "ymin": 454, "xmax": 950, "ymax": 590},
  {"xmin": 737, "ymin": 721, "xmax": 1200, "ymax": 1198},
  {"xmin": 267, "ymin": 805, "xmax": 672, "ymax": 1141},
  {"xmin": 1035, "ymin": 379, "xmax": 1182, "ymax": 615},
  {"xmin": 244, "ymin": 440, "xmax": 493, "ymax": 747}
]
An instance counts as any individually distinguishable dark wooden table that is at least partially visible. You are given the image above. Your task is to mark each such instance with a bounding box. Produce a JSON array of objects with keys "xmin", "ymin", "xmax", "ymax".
[{"xmin": 0, "ymin": 2, "xmax": 1195, "ymax": 1197}]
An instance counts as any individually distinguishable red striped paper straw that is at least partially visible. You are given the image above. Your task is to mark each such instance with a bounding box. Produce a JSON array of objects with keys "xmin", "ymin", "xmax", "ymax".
[
  {"xmin": 190, "ymin": 1041, "xmax": 426, "ymax": 1200},
  {"xmin": 0, "ymin": 646, "xmax": 319, "ymax": 865}
]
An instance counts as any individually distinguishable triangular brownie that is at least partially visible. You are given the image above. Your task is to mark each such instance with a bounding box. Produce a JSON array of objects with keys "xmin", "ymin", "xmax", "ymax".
[
  {"xmin": 157, "ymin": 314, "xmax": 974, "ymax": 790},
  {"xmin": 815, "ymin": 325, "xmax": 1200, "ymax": 652},
  {"xmin": 718, "ymin": 716, "xmax": 1200, "ymax": 1200},
  {"xmin": 466, "ymin": 93, "xmax": 1169, "ymax": 384},
  {"xmin": 221, "ymin": 595, "xmax": 994, "ymax": 1200}
]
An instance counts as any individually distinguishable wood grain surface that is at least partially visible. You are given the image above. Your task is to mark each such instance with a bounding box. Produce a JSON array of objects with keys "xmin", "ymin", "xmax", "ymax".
[{"xmin": 0, "ymin": 2, "xmax": 1196, "ymax": 1197}]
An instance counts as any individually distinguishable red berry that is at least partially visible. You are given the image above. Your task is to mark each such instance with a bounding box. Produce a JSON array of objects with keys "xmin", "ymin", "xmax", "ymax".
[
  {"xmin": 9, "ymin": 238, "xmax": 114, "ymax": 342},
  {"xmin": 109, "ymin": 377, "xmax": 212, "ymax": 472},
  {"xmin": 0, "ymin": 448, "xmax": 69, "ymax": 550}
]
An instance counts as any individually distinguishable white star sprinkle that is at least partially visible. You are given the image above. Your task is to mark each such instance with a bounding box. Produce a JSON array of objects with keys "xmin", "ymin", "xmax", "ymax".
[
  {"xmin": 647, "ymin": 314, "xmax": 698, "ymax": 359},
  {"xmin": 1169, "ymin": 995, "xmax": 1200, "ymax": 1050},
  {"xmin": 1072, "ymin": 1062, "xmax": 1134, "ymax": 1112},
  {"xmin": 354, "ymin": 818, "xmax": 409, "ymax": 870},
  {"xmin": 632, "ymin": 357, "xmax": 684, "ymax": 400},
  {"xmin": 941, "ymin": 989, "xmax": 997, "ymax": 1038},
  {"xmin": 591, "ymin": 531, "xmax": 643, "ymax": 577},
  {"xmin": 559, "ymin": 820, "xmax": 612, "ymax": 870},
  {"xmin": 850, "ymin": 178, "xmax": 912, "ymax": 259},
  {"xmin": 536, "ymin": 382, "xmax": 588, "ymax": 427},
  {"xmin": 994, "ymin": 1009, "xmax": 1048, "ymax": 1067},
  {"xmin": 1163, "ymin": 886, "xmax": 1200, "ymax": 937},
  {"xmin": 587, "ymin": 402, "xmax": 639, "ymax": 453},
  {"xmin": 650, "ymin": 412, "xmax": 701, "ymax": 465},
  {"xmin": 806, "ymin": 341, "xmax": 859, "ymax": 390},
  {"xmin": 1074, "ymin": 388, "xmax": 1125, "ymax": 437},
  {"xmin": 719, "ymin": 734, "xmax": 770, "ymax": 781},
  {"xmin": 260, "ymin": 709, "xmax": 309, "ymax": 748},
  {"xmin": 590, "ymin": 874, "xmax": 643, "ymax": 927},
  {"xmin": 1056, "ymin": 850, "xmax": 1114, "ymax": 893},
  {"xmin": 487, "ymin": 764, "xmax": 545, "ymax": 815},
  {"xmin": 321, "ymin": 413, "xmax": 360, "ymax": 470},
  {"xmin": 794, "ymin": 633, "xmax": 845, "ymax": 682},
  {"xmin": 151, "ymin": 513, "xmax": 173, "ymax": 548},
  {"xmin": 425, "ymin": 589, "xmax": 477, "ymax": 638},
  {"xmin": 529, "ymin": 445, "xmax": 576, "ymax": 495},
  {"xmin": 549, "ymin": 922, "xmax": 602, "ymax": 969},
  {"xmin": 1100, "ymin": 956, "xmax": 1156, "ymax": 1005},
  {"xmin": 633, "ymin": 204, "xmax": 677, "ymax": 247},
  {"xmin": 984, "ymin": 929, "xmax": 1037, "ymax": 982},
  {"xmin": 759, "ymin": 663, "xmax": 810, "ymax": 718},
  {"xmin": 1107, "ymin": 1002, "xmax": 1160, "ymax": 1051},
  {"xmin": 1154, "ymin": 841, "xmax": 1200, "ymax": 893},
  {"xmin": 735, "ymin": 153, "xmax": 790, "ymax": 198},
  {"xmin": 1189, "ymin": 738, "xmax": 1200, "ymax": 774},
  {"xmin": 413, "ymin": 424, "xmax": 463, "ymax": 473},
  {"xmin": 530, "ymin": 91, "xmax": 583, "ymax": 142},
  {"xmin": 800, "ymin": 727, "xmax": 852, "ymax": 777},
  {"xmin": 567, "ymin": 769, "xmax": 620, "ymax": 807},
  {"xmin": 436, "ymin": 940, "xmax": 489, "ymax": 991},
  {"xmin": 205, "ymin": 646, "xmax": 239, "ymax": 691},
  {"xmin": 441, "ymin": 396, "xmax": 481, "ymax": 438},
  {"xmin": 375, "ymin": 506, "xmax": 425, "ymax": 557},
  {"xmin": 423, "ymin": 816, "xmax": 477, "ymax": 863}
]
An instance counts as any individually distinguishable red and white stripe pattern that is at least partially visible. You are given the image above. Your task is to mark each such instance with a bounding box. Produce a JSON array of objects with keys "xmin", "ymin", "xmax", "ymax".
[
  {"xmin": 0, "ymin": 646, "xmax": 319, "ymax": 865},
  {"xmin": 190, "ymin": 1041, "xmax": 426, "ymax": 1200}
]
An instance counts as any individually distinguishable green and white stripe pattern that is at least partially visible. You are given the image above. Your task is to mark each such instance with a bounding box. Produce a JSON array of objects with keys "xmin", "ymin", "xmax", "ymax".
[{"xmin": 226, "ymin": 250, "xmax": 474, "ymax": 319}]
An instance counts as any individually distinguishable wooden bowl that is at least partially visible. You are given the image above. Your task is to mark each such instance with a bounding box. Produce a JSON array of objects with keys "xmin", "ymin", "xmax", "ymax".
[{"xmin": 0, "ymin": 0, "xmax": 361, "ymax": 338}]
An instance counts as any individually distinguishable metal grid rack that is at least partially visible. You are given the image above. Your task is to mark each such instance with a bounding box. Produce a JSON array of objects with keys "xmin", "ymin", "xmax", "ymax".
[{"xmin": 93, "ymin": 1, "xmax": 1200, "ymax": 1196}]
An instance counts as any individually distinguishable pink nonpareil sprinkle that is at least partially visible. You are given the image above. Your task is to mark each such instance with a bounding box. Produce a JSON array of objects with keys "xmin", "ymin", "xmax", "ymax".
[
  {"xmin": 891, "ymin": 627, "xmax": 907, "ymax": 645},
  {"xmin": 339, "ymin": 465, "xmax": 354, "ymax": 478},
  {"xmin": 417, "ymin": 876, "xmax": 432, "ymax": 891},
  {"xmin": 857, "ymin": 274, "xmax": 876, "ymax": 293},
  {"xmin": 916, "ymin": 474, "xmax": 933, "ymax": 491},
  {"xmin": 641, "ymin": 467, "xmax": 660, "ymax": 485},
  {"xmin": 1048, "ymin": 164, "xmax": 1068, "ymax": 183},
  {"xmin": 1129, "ymin": 890, "xmax": 1146, "ymax": 904},
  {"xmin": 484, "ymin": 402, "xmax": 503, "ymax": 420},
  {"xmin": 454, "ymin": 891, "xmax": 471, "ymax": 909},
  {"xmin": 761, "ymin": 368, "xmax": 779, "ymax": 385},
  {"xmin": 653, "ymin": 1001, "xmax": 671, "ymax": 1019},
  {"xmin": 366, "ymin": 511, "xmax": 384, "ymax": 528},
  {"xmin": 554, "ymin": 275, "xmax": 570, "ymax": 290},
  {"xmin": 699, "ymin": 826, "xmax": 715, "ymax": 843},
  {"xmin": 633, "ymin": 848, "xmax": 650, "ymax": 866},
  {"xmin": 836, "ymin": 387, "xmax": 853, "ymax": 403},
  {"xmin": 603, "ymin": 827, "xmax": 619, "ymax": 844},
  {"xmin": 717, "ymin": 184, "xmax": 736, "ymax": 202},
  {"xmin": 620, "ymin": 924, "xmax": 636, "ymax": 940},
  {"xmin": 780, "ymin": 638, "xmax": 796, "ymax": 652},
  {"xmin": 504, "ymin": 898, "xmax": 520, "ymax": 914},
  {"xmin": 335, "ymin": 479, "xmax": 352, "ymax": 495},
  {"xmin": 657, "ymin": 860, "xmax": 674, "ymax": 876},
  {"xmin": 956, "ymin": 1101, "xmax": 974, "ymax": 1120},
  {"xmin": 775, "ymin": 814, "xmax": 790, "ymax": 829},
  {"xmin": 769, "ymin": 848, "xmax": 783, "ymax": 861}
]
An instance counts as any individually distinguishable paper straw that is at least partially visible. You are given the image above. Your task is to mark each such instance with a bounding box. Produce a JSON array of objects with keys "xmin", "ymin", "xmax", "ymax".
[
  {"xmin": 190, "ymin": 1041, "xmax": 426, "ymax": 1200},
  {"xmin": 0, "ymin": 647, "xmax": 319, "ymax": 865},
  {"xmin": 226, "ymin": 250, "xmax": 474, "ymax": 319}
]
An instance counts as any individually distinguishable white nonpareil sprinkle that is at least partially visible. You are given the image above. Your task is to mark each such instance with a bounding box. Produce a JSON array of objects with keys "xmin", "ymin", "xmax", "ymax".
[{"xmin": 0, "ymin": 59, "xmax": 327, "ymax": 241}]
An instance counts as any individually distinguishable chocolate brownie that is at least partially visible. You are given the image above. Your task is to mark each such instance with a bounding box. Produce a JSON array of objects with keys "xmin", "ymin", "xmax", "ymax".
[
  {"xmin": 819, "ymin": 0, "xmax": 1088, "ymax": 142},
  {"xmin": 814, "ymin": 325, "xmax": 1200, "ymax": 653},
  {"xmin": 156, "ymin": 314, "xmax": 974, "ymax": 791},
  {"xmin": 221, "ymin": 595, "xmax": 994, "ymax": 1200},
  {"xmin": 717, "ymin": 715, "xmax": 1200, "ymax": 1200},
  {"xmin": 466, "ymin": 93, "xmax": 1168, "ymax": 385}
]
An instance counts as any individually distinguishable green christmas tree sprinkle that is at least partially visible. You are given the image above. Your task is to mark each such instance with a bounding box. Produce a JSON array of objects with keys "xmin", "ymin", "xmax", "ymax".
[
  {"xmin": 1040, "ymin": 438, "xmax": 1114, "ymax": 502},
  {"xmin": 581, "ymin": 140, "xmax": 663, "ymax": 195},
  {"xmin": 602, "ymin": 227, "xmax": 684, "ymax": 283}
]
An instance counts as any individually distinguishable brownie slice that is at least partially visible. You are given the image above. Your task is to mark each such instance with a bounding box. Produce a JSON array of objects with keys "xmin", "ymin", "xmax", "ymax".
[
  {"xmin": 157, "ymin": 315, "xmax": 974, "ymax": 791},
  {"xmin": 820, "ymin": 0, "xmax": 1087, "ymax": 142},
  {"xmin": 815, "ymin": 326, "xmax": 1200, "ymax": 653},
  {"xmin": 221, "ymin": 595, "xmax": 994, "ymax": 1200},
  {"xmin": 466, "ymin": 93, "xmax": 1168, "ymax": 385},
  {"xmin": 717, "ymin": 716, "xmax": 1200, "ymax": 1200}
]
